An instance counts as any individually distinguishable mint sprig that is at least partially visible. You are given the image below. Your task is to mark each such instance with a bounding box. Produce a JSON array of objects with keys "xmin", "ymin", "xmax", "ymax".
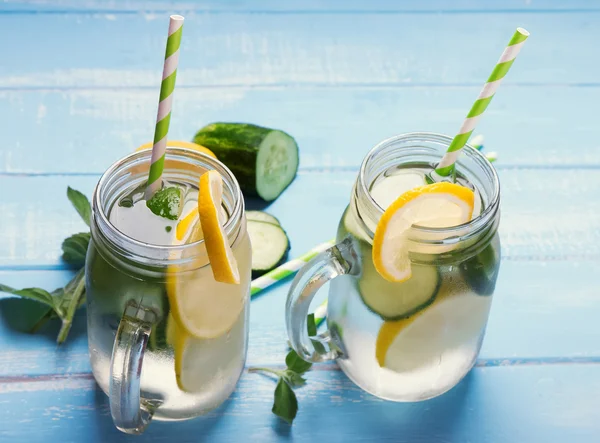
[
  {"xmin": 67, "ymin": 186, "xmax": 92, "ymax": 227},
  {"xmin": 248, "ymin": 313, "xmax": 319, "ymax": 424},
  {"xmin": 0, "ymin": 187, "xmax": 91, "ymax": 343},
  {"xmin": 62, "ymin": 232, "xmax": 91, "ymax": 267}
]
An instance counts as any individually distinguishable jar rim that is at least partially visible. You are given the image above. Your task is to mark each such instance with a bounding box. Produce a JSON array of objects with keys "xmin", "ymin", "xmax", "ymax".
[
  {"xmin": 92, "ymin": 147, "xmax": 244, "ymax": 266},
  {"xmin": 357, "ymin": 132, "xmax": 500, "ymax": 245}
]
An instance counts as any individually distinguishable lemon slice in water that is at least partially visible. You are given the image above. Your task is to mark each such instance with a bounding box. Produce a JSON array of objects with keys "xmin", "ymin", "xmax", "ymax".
[
  {"xmin": 167, "ymin": 171, "xmax": 243, "ymax": 340},
  {"xmin": 166, "ymin": 172, "xmax": 247, "ymax": 391},
  {"xmin": 372, "ymin": 182, "xmax": 475, "ymax": 283},
  {"xmin": 375, "ymin": 282, "xmax": 492, "ymax": 372}
]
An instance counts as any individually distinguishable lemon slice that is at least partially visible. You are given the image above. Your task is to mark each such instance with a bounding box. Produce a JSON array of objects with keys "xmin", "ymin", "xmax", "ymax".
[
  {"xmin": 372, "ymin": 182, "xmax": 475, "ymax": 283},
  {"xmin": 375, "ymin": 283, "xmax": 492, "ymax": 372},
  {"xmin": 168, "ymin": 309, "xmax": 246, "ymax": 393},
  {"xmin": 166, "ymin": 171, "xmax": 243, "ymax": 341},
  {"xmin": 198, "ymin": 170, "xmax": 240, "ymax": 284},
  {"xmin": 176, "ymin": 208, "xmax": 202, "ymax": 242},
  {"xmin": 136, "ymin": 140, "xmax": 216, "ymax": 159}
]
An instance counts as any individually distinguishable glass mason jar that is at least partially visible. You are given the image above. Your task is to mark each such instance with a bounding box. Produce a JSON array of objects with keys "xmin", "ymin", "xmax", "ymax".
[
  {"xmin": 86, "ymin": 148, "xmax": 252, "ymax": 434},
  {"xmin": 286, "ymin": 133, "xmax": 500, "ymax": 401}
]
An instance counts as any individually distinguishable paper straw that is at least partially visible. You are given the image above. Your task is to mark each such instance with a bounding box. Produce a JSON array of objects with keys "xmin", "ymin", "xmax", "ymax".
[
  {"xmin": 435, "ymin": 28, "xmax": 529, "ymax": 177},
  {"xmin": 250, "ymin": 240, "xmax": 335, "ymax": 297},
  {"xmin": 314, "ymin": 299, "xmax": 328, "ymax": 326},
  {"xmin": 485, "ymin": 152, "xmax": 498, "ymax": 163},
  {"xmin": 145, "ymin": 15, "xmax": 184, "ymax": 199}
]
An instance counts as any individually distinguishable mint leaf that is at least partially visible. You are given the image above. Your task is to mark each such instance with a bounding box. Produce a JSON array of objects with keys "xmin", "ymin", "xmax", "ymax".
[
  {"xmin": 281, "ymin": 370, "xmax": 307, "ymax": 388},
  {"xmin": 55, "ymin": 269, "xmax": 86, "ymax": 344},
  {"xmin": 285, "ymin": 350, "xmax": 312, "ymax": 374},
  {"xmin": 272, "ymin": 378, "xmax": 298, "ymax": 424},
  {"xmin": 67, "ymin": 187, "xmax": 92, "ymax": 227},
  {"xmin": 0, "ymin": 284, "xmax": 55, "ymax": 307},
  {"xmin": 29, "ymin": 308, "xmax": 57, "ymax": 333},
  {"xmin": 306, "ymin": 312, "xmax": 328, "ymax": 354},
  {"xmin": 62, "ymin": 232, "xmax": 91, "ymax": 267},
  {"xmin": 307, "ymin": 313, "xmax": 317, "ymax": 336},
  {"xmin": 0, "ymin": 269, "xmax": 86, "ymax": 344},
  {"xmin": 146, "ymin": 186, "xmax": 182, "ymax": 220}
]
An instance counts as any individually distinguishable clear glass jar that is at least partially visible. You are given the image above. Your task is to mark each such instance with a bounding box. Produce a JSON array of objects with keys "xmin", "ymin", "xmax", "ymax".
[
  {"xmin": 286, "ymin": 133, "xmax": 500, "ymax": 401},
  {"xmin": 86, "ymin": 148, "xmax": 251, "ymax": 434}
]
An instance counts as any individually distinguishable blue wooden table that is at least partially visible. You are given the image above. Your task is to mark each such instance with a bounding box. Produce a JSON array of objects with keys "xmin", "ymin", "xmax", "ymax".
[{"xmin": 1, "ymin": 1, "xmax": 599, "ymax": 441}]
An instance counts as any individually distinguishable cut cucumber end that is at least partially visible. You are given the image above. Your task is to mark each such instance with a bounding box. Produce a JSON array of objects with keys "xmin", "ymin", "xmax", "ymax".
[
  {"xmin": 255, "ymin": 130, "xmax": 299, "ymax": 201},
  {"xmin": 247, "ymin": 220, "xmax": 290, "ymax": 275}
]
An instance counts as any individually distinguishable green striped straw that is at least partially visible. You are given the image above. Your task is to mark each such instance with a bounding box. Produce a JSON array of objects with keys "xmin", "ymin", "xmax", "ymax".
[
  {"xmin": 250, "ymin": 242, "xmax": 334, "ymax": 325},
  {"xmin": 250, "ymin": 242, "xmax": 333, "ymax": 326},
  {"xmin": 435, "ymin": 28, "xmax": 529, "ymax": 177},
  {"xmin": 145, "ymin": 15, "xmax": 185, "ymax": 200},
  {"xmin": 313, "ymin": 299, "xmax": 328, "ymax": 326},
  {"xmin": 250, "ymin": 240, "xmax": 335, "ymax": 297}
]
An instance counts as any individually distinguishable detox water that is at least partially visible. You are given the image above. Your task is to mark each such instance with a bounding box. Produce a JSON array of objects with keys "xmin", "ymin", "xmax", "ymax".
[
  {"xmin": 327, "ymin": 164, "xmax": 500, "ymax": 401},
  {"xmin": 87, "ymin": 178, "xmax": 252, "ymax": 420}
]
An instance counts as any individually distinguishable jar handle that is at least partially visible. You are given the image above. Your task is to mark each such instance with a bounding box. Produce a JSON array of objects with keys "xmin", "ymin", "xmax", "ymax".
[
  {"xmin": 286, "ymin": 237, "xmax": 360, "ymax": 362},
  {"xmin": 109, "ymin": 300, "xmax": 161, "ymax": 435}
]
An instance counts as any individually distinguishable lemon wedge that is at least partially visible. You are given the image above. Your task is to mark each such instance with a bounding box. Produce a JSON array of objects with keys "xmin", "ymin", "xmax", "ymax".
[
  {"xmin": 198, "ymin": 170, "xmax": 240, "ymax": 284},
  {"xmin": 372, "ymin": 182, "xmax": 475, "ymax": 283}
]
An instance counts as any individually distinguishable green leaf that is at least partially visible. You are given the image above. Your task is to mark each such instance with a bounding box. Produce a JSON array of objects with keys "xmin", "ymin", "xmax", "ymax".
[
  {"xmin": 3, "ymin": 269, "xmax": 87, "ymax": 343},
  {"xmin": 67, "ymin": 187, "xmax": 92, "ymax": 227},
  {"xmin": 307, "ymin": 313, "xmax": 317, "ymax": 337},
  {"xmin": 0, "ymin": 284, "xmax": 55, "ymax": 307},
  {"xmin": 285, "ymin": 350, "xmax": 312, "ymax": 374},
  {"xmin": 62, "ymin": 232, "xmax": 91, "ymax": 267},
  {"xmin": 29, "ymin": 308, "xmax": 57, "ymax": 334},
  {"xmin": 146, "ymin": 186, "xmax": 182, "ymax": 220},
  {"xmin": 281, "ymin": 370, "xmax": 307, "ymax": 388},
  {"xmin": 312, "ymin": 339, "xmax": 327, "ymax": 356},
  {"xmin": 272, "ymin": 378, "xmax": 298, "ymax": 424},
  {"xmin": 55, "ymin": 269, "xmax": 86, "ymax": 344}
]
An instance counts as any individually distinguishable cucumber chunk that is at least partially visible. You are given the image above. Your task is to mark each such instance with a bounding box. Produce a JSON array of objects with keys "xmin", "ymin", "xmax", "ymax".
[
  {"xmin": 247, "ymin": 220, "xmax": 290, "ymax": 276},
  {"xmin": 246, "ymin": 210, "xmax": 281, "ymax": 226},
  {"xmin": 358, "ymin": 244, "xmax": 440, "ymax": 321},
  {"xmin": 193, "ymin": 123, "xmax": 299, "ymax": 201},
  {"xmin": 460, "ymin": 239, "xmax": 500, "ymax": 296}
]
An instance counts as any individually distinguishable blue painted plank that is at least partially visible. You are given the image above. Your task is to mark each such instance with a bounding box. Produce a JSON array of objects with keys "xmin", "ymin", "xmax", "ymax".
[
  {"xmin": 0, "ymin": 170, "xmax": 598, "ymax": 269},
  {"xmin": 0, "ymin": 12, "xmax": 594, "ymax": 88},
  {"xmin": 0, "ymin": 86, "xmax": 598, "ymax": 173},
  {"xmin": 2, "ymin": 0, "xmax": 598, "ymax": 13},
  {"xmin": 2, "ymin": 259, "xmax": 600, "ymax": 378},
  {"xmin": 1, "ymin": 365, "xmax": 599, "ymax": 442}
]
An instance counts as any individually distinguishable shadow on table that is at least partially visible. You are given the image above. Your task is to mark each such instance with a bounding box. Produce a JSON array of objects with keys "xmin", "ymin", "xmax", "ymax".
[
  {"xmin": 244, "ymin": 196, "xmax": 273, "ymax": 211},
  {"xmin": 0, "ymin": 297, "xmax": 87, "ymax": 343},
  {"xmin": 292, "ymin": 368, "xmax": 476, "ymax": 441},
  {"xmin": 92, "ymin": 382, "xmax": 232, "ymax": 442}
]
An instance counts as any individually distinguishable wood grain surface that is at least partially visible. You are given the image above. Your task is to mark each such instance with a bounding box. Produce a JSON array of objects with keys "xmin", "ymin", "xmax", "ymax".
[{"xmin": 1, "ymin": 1, "xmax": 599, "ymax": 442}]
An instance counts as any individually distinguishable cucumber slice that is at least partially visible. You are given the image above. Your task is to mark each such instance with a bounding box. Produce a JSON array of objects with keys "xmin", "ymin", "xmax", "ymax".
[
  {"xmin": 193, "ymin": 123, "xmax": 299, "ymax": 201},
  {"xmin": 460, "ymin": 238, "xmax": 500, "ymax": 296},
  {"xmin": 246, "ymin": 210, "xmax": 281, "ymax": 226},
  {"xmin": 358, "ymin": 243, "xmax": 440, "ymax": 321},
  {"xmin": 247, "ymin": 220, "xmax": 290, "ymax": 276}
]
